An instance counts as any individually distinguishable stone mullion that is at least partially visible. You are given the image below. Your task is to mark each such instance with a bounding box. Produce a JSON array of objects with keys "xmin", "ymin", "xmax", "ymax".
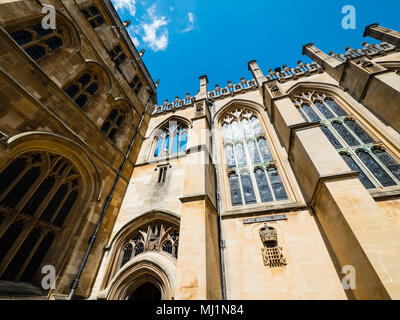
[
  {"xmin": 0, "ymin": 216, "xmax": 40, "ymax": 278},
  {"xmin": 14, "ymin": 231, "xmax": 47, "ymax": 282},
  {"xmin": 369, "ymin": 149, "xmax": 400, "ymax": 185},
  {"xmin": 325, "ymin": 119, "xmax": 381, "ymax": 188},
  {"xmin": 264, "ymin": 165, "xmax": 277, "ymax": 202},
  {"xmin": 361, "ymin": 148, "xmax": 400, "ymax": 187},
  {"xmin": 14, "ymin": 160, "xmax": 52, "ymax": 215},
  {"xmin": 48, "ymin": 187, "xmax": 73, "ymax": 226},
  {"xmin": 0, "ymin": 164, "xmax": 31, "ymax": 203},
  {"xmin": 32, "ymin": 165, "xmax": 74, "ymax": 222},
  {"xmin": 0, "ymin": 160, "xmax": 42, "ymax": 239}
]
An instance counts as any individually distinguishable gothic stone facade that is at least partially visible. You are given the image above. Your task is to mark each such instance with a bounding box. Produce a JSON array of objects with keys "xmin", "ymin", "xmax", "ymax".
[{"xmin": 1, "ymin": 1, "xmax": 400, "ymax": 300}]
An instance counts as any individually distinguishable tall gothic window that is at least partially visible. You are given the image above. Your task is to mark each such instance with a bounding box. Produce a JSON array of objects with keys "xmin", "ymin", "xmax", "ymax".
[
  {"xmin": 101, "ymin": 107, "xmax": 126, "ymax": 141},
  {"xmin": 153, "ymin": 121, "xmax": 188, "ymax": 158},
  {"xmin": 64, "ymin": 71, "xmax": 99, "ymax": 109},
  {"xmin": 221, "ymin": 108, "xmax": 288, "ymax": 207},
  {"xmin": 9, "ymin": 23, "xmax": 64, "ymax": 60},
  {"xmin": 0, "ymin": 152, "xmax": 82, "ymax": 283},
  {"xmin": 292, "ymin": 91, "xmax": 400, "ymax": 189},
  {"xmin": 119, "ymin": 223, "xmax": 179, "ymax": 269}
]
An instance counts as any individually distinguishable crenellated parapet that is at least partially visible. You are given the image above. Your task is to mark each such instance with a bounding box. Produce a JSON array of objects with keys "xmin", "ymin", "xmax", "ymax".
[
  {"xmin": 329, "ymin": 41, "xmax": 397, "ymax": 63},
  {"xmin": 153, "ymin": 93, "xmax": 196, "ymax": 115},
  {"xmin": 263, "ymin": 61, "xmax": 322, "ymax": 84},
  {"xmin": 208, "ymin": 78, "xmax": 257, "ymax": 99}
]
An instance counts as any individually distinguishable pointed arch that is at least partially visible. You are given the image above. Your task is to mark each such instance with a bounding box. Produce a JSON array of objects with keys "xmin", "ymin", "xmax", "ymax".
[
  {"xmin": 63, "ymin": 60, "xmax": 111, "ymax": 111},
  {"xmin": 149, "ymin": 116, "xmax": 191, "ymax": 159},
  {"xmin": 100, "ymin": 210, "xmax": 180, "ymax": 291},
  {"xmin": 5, "ymin": 9, "xmax": 81, "ymax": 61},
  {"xmin": 0, "ymin": 131, "xmax": 102, "ymax": 286},
  {"xmin": 215, "ymin": 99, "xmax": 291, "ymax": 209}
]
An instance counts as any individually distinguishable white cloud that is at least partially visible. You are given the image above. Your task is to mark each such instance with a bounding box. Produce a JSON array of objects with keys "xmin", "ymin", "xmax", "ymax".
[
  {"xmin": 142, "ymin": 5, "xmax": 169, "ymax": 51},
  {"xmin": 127, "ymin": 25, "xmax": 140, "ymax": 47},
  {"xmin": 182, "ymin": 12, "xmax": 194, "ymax": 33},
  {"xmin": 112, "ymin": 0, "xmax": 137, "ymax": 16}
]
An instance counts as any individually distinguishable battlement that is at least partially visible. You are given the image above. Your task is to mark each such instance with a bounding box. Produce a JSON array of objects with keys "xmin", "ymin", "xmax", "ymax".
[
  {"xmin": 208, "ymin": 78, "xmax": 258, "ymax": 99},
  {"xmin": 262, "ymin": 61, "xmax": 322, "ymax": 84},
  {"xmin": 329, "ymin": 41, "xmax": 397, "ymax": 62},
  {"xmin": 153, "ymin": 93, "xmax": 197, "ymax": 115}
]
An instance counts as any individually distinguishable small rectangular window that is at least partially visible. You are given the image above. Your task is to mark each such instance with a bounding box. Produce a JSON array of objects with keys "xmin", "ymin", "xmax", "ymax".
[
  {"xmin": 82, "ymin": 6, "xmax": 105, "ymax": 28},
  {"xmin": 129, "ymin": 75, "xmax": 143, "ymax": 95},
  {"xmin": 158, "ymin": 166, "xmax": 168, "ymax": 183},
  {"xmin": 109, "ymin": 45, "xmax": 126, "ymax": 66}
]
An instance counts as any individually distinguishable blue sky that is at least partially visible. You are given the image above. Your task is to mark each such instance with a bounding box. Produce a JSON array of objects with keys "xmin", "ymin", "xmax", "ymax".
[{"xmin": 111, "ymin": 0, "xmax": 400, "ymax": 104}]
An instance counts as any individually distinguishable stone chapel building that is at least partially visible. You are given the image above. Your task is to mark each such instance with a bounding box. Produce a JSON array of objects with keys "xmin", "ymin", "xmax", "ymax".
[{"xmin": 0, "ymin": 0, "xmax": 400, "ymax": 300}]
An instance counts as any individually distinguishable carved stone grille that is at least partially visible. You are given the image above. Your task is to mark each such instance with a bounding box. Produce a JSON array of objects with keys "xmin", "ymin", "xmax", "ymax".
[
  {"xmin": 119, "ymin": 222, "xmax": 179, "ymax": 268},
  {"xmin": 259, "ymin": 224, "xmax": 286, "ymax": 268}
]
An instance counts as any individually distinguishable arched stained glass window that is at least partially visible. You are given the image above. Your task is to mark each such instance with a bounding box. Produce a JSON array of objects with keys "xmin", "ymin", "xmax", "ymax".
[
  {"xmin": 0, "ymin": 152, "xmax": 82, "ymax": 284},
  {"xmin": 9, "ymin": 23, "xmax": 64, "ymax": 61},
  {"xmin": 65, "ymin": 72, "xmax": 99, "ymax": 109},
  {"xmin": 116, "ymin": 223, "xmax": 179, "ymax": 277},
  {"xmin": 292, "ymin": 91, "xmax": 400, "ymax": 189},
  {"xmin": 153, "ymin": 120, "xmax": 188, "ymax": 157},
  {"xmin": 221, "ymin": 108, "xmax": 288, "ymax": 206}
]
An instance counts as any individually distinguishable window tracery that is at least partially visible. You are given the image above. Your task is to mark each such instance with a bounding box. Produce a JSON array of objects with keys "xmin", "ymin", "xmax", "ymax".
[
  {"xmin": 0, "ymin": 152, "xmax": 82, "ymax": 283},
  {"xmin": 119, "ymin": 222, "xmax": 179, "ymax": 269},
  {"xmin": 221, "ymin": 108, "xmax": 288, "ymax": 206},
  {"xmin": 65, "ymin": 71, "xmax": 99, "ymax": 109},
  {"xmin": 9, "ymin": 23, "xmax": 64, "ymax": 60},
  {"xmin": 153, "ymin": 121, "xmax": 188, "ymax": 158},
  {"xmin": 292, "ymin": 91, "xmax": 400, "ymax": 189}
]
